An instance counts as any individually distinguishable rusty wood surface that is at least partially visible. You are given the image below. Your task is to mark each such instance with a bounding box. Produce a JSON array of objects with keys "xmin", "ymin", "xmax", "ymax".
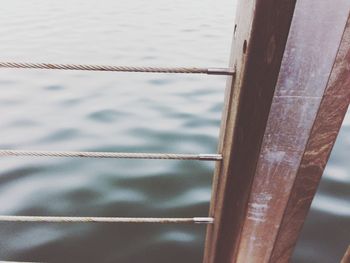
[
  {"xmin": 203, "ymin": 0, "xmax": 297, "ymax": 262},
  {"xmin": 270, "ymin": 14, "xmax": 350, "ymax": 263},
  {"xmin": 341, "ymin": 246, "xmax": 350, "ymax": 263},
  {"xmin": 234, "ymin": 1, "xmax": 350, "ymax": 263}
]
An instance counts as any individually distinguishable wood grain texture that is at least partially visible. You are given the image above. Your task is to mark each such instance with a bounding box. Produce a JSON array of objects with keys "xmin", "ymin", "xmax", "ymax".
[
  {"xmin": 234, "ymin": 2, "xmax": 350, "ymax": 263},
  {"xmin": 270, "ymin": 15, "xmax": 350, "ymax": 263},
  {"xmin": 203, "ymin": 0, "xmax": 297, "ymax": 262}
]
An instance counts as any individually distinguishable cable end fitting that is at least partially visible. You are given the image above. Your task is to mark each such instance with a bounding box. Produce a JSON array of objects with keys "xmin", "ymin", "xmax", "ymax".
[
  {"xmin": 199, "ymin": 154, "xmax": 223, "ymax": 161},
  {"xmin": 207, "ymin": 68, "xmax": 235, "ymax": 76},
  {"xmin": 194, "ymin": 217, "xmax": 214, "ymax": 224}
]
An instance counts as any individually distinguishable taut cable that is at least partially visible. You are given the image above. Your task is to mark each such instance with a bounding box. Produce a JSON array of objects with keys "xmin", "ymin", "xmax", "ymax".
[
  {"xmin": 0, "ymin": 150, "xmax": 222, "ymax": 161},
  {"xmin": 0, "ymin": 62, "xmax": 235, "ymax": 75},
  {"xmin": 0, "ymin": 215, "xmax": 214, "ymax": 224}
]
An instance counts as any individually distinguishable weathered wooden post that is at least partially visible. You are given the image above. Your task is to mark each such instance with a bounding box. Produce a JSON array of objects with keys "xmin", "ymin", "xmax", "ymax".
[{"xmin": 203, "ymin": 0, "xmax": 350, "ymax": 262}]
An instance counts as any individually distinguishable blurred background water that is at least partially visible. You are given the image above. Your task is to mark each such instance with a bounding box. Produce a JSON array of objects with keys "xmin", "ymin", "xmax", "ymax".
[{"xmin": 0, "ymin": 1, "xmax": 348, "ymax": 262}]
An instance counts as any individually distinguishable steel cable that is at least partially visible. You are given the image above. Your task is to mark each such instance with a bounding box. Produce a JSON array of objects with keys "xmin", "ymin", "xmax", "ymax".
[
  {"xmin": 0, "ymin": 62, "xmax": 234, "ymax": 75},
  {"xmin": 0, "ymin": 150, "xmax": 222, "ymax": 161},
  {"xmin": 0, "ymin": 215, "xmax": 214, "ymax": 224}
]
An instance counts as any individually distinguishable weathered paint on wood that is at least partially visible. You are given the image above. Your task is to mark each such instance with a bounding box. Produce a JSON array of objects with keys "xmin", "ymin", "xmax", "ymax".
[
  {"xmin": 203, "ymin": 0, "xmax": 297, "ymax": 262},
  {"xmin": 234, "ymin": 1, "xmax": 350, "ymax": 263},
  {"xmin": 270, "ymin": 15, "xmax": 350, "ymax": 263}
]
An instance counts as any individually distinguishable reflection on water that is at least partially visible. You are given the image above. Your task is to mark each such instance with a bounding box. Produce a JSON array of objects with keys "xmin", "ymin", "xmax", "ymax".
[{"xmin": 0, "ymin": 1, "xmax": 348, "ymax": 262}]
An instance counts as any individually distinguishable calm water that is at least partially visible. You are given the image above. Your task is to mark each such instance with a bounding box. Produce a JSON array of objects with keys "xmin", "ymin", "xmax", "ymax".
[{"xmin": 0, "ymin": 1, "xmax": 348, "ymax": 262}]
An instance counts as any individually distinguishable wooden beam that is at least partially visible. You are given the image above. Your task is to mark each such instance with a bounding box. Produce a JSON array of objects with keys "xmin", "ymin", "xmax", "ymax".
[
  {"xmin": 270, "ymin": 14, "xmax": 350, "ymax": 263},
  {"xmin": 233, "ymin": 1, "xmax": 350, "ymax": 263},
  {"xmin": 203, "ymin": 0, "xmax": 350, "ymax": 263},
  {"xmin": 203, "ymin": 0, "xmax": 297, "ymax": 262}
]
